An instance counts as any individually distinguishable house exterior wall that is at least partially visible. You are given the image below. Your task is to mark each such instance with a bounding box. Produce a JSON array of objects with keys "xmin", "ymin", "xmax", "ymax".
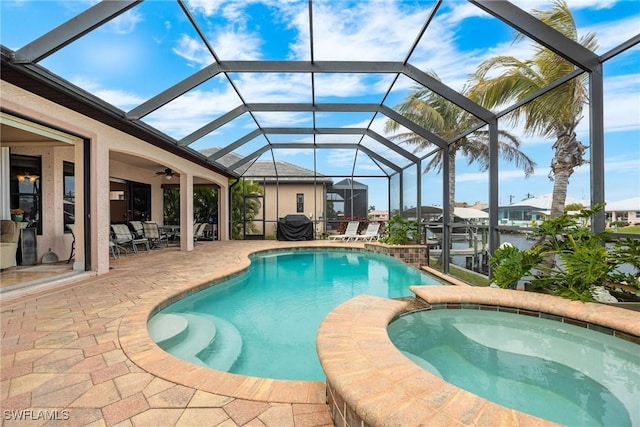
[
  {"xmin": 1, "ymin": 81, "xmax": 230, "ymax": 275},
  {"xmin": 609, "ymin": 210, "xmax": 640, "ymax": 225},
  {"xmin": 262, "ymin": 182, "xmax": 327, "ymax": 238}
]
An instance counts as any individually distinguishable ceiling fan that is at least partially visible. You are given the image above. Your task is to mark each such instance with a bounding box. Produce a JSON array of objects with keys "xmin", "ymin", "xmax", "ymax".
[{"xmin": 155, "ymin": 168, "xmax": 178, "ymax": 180}]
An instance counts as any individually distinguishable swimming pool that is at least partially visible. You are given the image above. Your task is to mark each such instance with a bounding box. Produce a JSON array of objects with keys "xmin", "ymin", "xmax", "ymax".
[
  {"xmin": 148, "ymin": 248, "xmax": 440, "ymax": 380},
  {"xmin": 388, "ymin": 308, "xmax": 640, "ymax": 426}
]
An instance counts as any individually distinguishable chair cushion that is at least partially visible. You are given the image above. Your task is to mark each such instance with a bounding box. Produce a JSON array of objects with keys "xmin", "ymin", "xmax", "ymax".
[{"xmin": 1, "ymin": 220, "xmax": 20, "ymax": 243}]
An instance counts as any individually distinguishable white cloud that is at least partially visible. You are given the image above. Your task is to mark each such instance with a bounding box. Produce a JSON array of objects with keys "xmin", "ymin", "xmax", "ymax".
[
  {"xmin": 456, "ymin": 168, "xmax": 544, "ymax": 184},
  {"xmin": 233, "ymin": 73, "xmax": 311, "ymax": 103},
  {"xmin": 70, "ymin": 77, "xmax": 144, "ymax": 109},
  {"xmin": 106, "ymin": 7, "xmax": 143, "ymax": 35},
  {"xmin": 290, "ymin": 0, "xmax": 431, "ymax": 61},
  {"xmin": 184, "ymin": 0, "xmax": 225, "ymax": 17},
  {"xmin": 214, "ymin": 30, "xmax": 264, "ymax": 60},
  {"xmin": 142, "ymin": 86, "xmax": 245, "ymax": 138},
  {"xmin": 326, "ymin": 149, "xmax": 357, "ymax": 167},
  {"xmin": 172, "ymin": 34, "xmax": 214, "ymax": 67},
  {"xmin": 605, "ymin": 156, "xmax": 640, "ymax": 174}
]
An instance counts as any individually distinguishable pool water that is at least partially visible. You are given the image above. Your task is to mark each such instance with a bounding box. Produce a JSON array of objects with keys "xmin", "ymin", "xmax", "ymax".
[
  {"xmin": 388, "ymin": 309, "xmax": 640, "ymax": 426},
  {"xmin": 150, "ymin": 249, "xmax": 440, "ymax": 380}
]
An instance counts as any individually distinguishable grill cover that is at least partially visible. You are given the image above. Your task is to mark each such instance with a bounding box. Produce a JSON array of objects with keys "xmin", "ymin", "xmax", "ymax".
[{"xmin": 277, "ymin": 214, "xmax": 314, "ymax": 241}]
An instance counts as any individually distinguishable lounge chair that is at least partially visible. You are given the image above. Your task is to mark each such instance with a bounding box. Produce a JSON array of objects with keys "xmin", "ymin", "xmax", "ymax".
[
  {"xmin": 128, "ymin": 220, "xmax": 145, "ymax": 239},
  {"xmin": 143, "ymin": 221, "xmax": 169, "ymax": 248},
  {"xmin": 194, "ymin": 222, "xmax": 208, "ymax": 243},
  {"xmin": 111, "ymin": 224, "xmax": 149, "ymax": 254},
  {"xmin": 329, "ymin": 221, "xmax": 360, "ymax": 242},
  {"xmin": 0, "ymin": 220, "xmax": 20, "ymax": 269},
  {"xmin": 109, "ymin": 238, "xmax": 129, "ymax": 258},
  {"xmin": 352, "ymin": 222, "xmax": 381, "ymax": 241}
]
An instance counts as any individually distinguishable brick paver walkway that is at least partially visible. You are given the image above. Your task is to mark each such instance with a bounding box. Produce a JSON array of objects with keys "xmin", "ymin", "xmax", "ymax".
[{"xmin": 1, "ymin": 241, "xmax": 346, "ymax": 426}]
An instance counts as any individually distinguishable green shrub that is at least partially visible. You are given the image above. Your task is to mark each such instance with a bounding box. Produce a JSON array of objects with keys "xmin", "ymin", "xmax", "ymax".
[
  {"xmin": 379, "ymin": 215, "xmax": 418, "ymax": 245},
  {"xmin": 490, "ymin": 204, "xmax": 640, "ymax": 301}
]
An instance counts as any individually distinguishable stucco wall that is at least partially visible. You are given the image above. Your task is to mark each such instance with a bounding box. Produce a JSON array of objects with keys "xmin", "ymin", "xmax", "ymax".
[{"xmin": 263, "ymin": 183, "xmax": 327, "ymax": 237}]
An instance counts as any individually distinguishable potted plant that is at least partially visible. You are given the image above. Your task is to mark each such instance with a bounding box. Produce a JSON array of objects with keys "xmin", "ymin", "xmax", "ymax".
[
  {"xmin": 490, "ymin": 204, "xmax": 640, "ymax": 302},
  {"xmin": 10, "ymin": 208, "xmax": 24, "ymax": 222}
]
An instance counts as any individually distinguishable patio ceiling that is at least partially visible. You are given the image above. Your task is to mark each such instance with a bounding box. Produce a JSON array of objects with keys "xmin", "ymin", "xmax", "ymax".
[{"xmin": 0, "ymin": 0, "xmax": 633, "ymax": 181}]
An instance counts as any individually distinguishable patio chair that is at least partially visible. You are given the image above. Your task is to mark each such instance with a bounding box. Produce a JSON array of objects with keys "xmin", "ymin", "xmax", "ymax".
[
  {"xmin": 352, "ymin": 222, "xmax": 381, "ymax": 242},
  {"xmin": 194, "ymin": 222, "xmax": 208, "ymax": 244},
  {"xmin": 328, "ymin": 221, "xmax": 360, "ymax": 242},
  {"xmin": 0, "ymin": 220, "xmax": 20, "ymax": 269},
  {"xmin": 128, "ymin": 220, "xmax": 145, "ymax": 239},
  {"xmin": 109, "ymin": 237, "xmax": 129, "ymax": 258},
  {"xmin": 111, "ymin": 224, "xmax": 149, "ymax": 254},
  {"xmin": 143, "ymin": 222, "xmax": 169, "ymax": 248}
]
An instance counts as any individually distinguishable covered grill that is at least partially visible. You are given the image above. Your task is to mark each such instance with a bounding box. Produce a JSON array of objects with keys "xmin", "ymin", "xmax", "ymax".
[{"xmin": 276, "ymin": 214, "xmax": 314, "ymax": 241}]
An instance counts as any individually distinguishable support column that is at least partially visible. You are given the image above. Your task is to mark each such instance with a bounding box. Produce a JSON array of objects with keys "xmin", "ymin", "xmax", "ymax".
[
  {"xmin": 180, "ymin": 172, "xmax": 194, "ymax": 251},
  {"xmin": 488, "ymin": 120, "xmax": 499, "ymax": 277},
  {"xmin": 0, "ymin": 147, "xmax": 10, "ymax": 219},
  {"xmin": 442, "ymin": 145, "xmax": 450, "ymax": 274},
  {"xmin": 589, "ymin": 65, "xmax": 605, "ymax": 233}
]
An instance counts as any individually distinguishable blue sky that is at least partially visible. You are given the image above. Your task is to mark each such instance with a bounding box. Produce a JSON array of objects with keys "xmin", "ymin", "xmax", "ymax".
[{"xmin": 1, "ymin": 0, "xmax": 638, "ymax": 211}]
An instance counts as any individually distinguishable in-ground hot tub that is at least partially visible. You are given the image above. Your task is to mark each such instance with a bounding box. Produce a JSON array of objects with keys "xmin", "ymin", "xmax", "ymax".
[{"xmin": 317, "ymin": 286, "xmax": 640, "ymax": 427}]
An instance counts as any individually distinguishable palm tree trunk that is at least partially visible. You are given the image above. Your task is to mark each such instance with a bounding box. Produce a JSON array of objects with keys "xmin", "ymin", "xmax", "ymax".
[
  {"xmin": 550, "ymin": 169, "xmax": 570, "ymax": 218},
  {"xmin": 549, "ymin": 125, "xmax": 586, "ymax": 218}
]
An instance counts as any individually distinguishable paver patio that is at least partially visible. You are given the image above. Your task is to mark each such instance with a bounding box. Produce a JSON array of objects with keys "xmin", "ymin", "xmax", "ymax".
[{"xmin": 1, "ymin": 240, "xmax": 343, "ymax": 427}]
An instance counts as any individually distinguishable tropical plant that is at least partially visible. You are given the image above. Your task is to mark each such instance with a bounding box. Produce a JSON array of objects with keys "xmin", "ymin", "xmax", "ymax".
[
  {"xmin": 163, "ymin": 187, "xmax": 219, "ymax": 225},
  {"xmin": 379, "ymin": 215, "xmax": 419, "ymax": 245},
  {"xmin": 163, "ymin": 188, "xmax": 179, "ymax": 225},
  {"xmin": 468, "ymin": 0, "xmax": 597, "ymax": 219},
  {"xmin": 193, "ymin": 187, "xmax": 218, "ymax": 223},
  {"xmin": 230, "ymin": 178, "xmax": 264, "ymax": 239},
  {"xmin": 385, "ymin": 73, "xmax": 535, "ymax": 224},
  {"xmin": 490, "ymin": 205, "xmax": 640, "ymax": 301},
  {"xmin": 564, "ymin": 202, "xmax": 585, "ymax": 212}
]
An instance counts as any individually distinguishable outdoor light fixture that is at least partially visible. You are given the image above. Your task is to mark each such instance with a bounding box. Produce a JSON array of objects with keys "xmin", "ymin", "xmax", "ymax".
[
  {"xmin": 156, "ymin": 168, "xmax": 176, "ymax": 180},
  {"xmin": 16, "ymin": 172, "xmax": 39, "ymax": 182}
]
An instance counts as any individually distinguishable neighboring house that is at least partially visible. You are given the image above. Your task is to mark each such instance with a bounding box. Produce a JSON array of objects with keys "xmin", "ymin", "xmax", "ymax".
[
  {"xmin": 454, "ymin": 207, "xmax": 489, "ymax": 224},
  {"xmin": 494, "ymin": 194, "xmax": 590, "ymax": 226},
  {"xmin": 203, "ymin": 148, "xmax": 333, "ymax": 238},
  {"xmin": 327, "ymin": 179, "xmax": 369, "ymax": 223},
  {"xmin": 368, "ymin": 210, "xmax": 389, "ymax": 222},
  {"xmin": 605, "ymin": 197, "xmax": 640, "ymax": 226}
]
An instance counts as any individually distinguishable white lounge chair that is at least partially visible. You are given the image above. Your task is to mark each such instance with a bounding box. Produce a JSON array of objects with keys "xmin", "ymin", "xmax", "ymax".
[
  {"xmin": 352, "ymin": 222, "xmax": 381, "ymax": 241},
  {"xmin": 329, "ymin": 221, "xmax": 360, "ymax": 242}
]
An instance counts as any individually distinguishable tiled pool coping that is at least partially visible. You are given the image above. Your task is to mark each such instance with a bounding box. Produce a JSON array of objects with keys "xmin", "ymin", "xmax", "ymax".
[
  {"xmin": 317, "ymin": 287, "xmax": 640, "ymax": 427},
  {"xmin": 119, "ymin": 243, "xmax": 431, "ymax": 405},
  {"xmin": 119, "ymin": 247, "xmax": 337, "ymax": 405}
]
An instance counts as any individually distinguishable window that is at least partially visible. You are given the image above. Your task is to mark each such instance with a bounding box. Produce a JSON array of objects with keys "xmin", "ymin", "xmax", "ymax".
[
  {"xmin": 10, "ymin": 154, "xmax": 42, "ymax": 234},
  {"xmin": 296, "ymin": 193, "xmax": 304, "ymax": 213},
  {"xmin": 63, "ymin": 161, "xmax": 75, "ymax": 230},
  {"xmin": 129, "ymin": 181, "xmax": 151, "ymax": 221}
]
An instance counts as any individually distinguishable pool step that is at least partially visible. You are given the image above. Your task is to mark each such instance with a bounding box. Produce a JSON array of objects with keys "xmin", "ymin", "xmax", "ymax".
[
  {"xmin": 150, "ymin": 311, "xmax": 243, "ymax": 371},
  {"xmin": 147, "ymin": 313, "xmax": 189, "ymax": 349},
  {"xmin": 158, "ymin": 313, "xmax": 217, "ymax": 367},
  {"xmin": 195, "ymin": 313, "xmax": 243, "ymax": 372},
  {"xmin": 401, "ymin": 350, "xmax": 443, "ymax": 378}
]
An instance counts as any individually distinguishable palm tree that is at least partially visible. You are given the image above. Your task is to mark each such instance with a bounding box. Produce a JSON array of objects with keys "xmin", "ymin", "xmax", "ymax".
[
  {"xmin": 384, "ymin": 79, "xmax": 536, "ymax": 224},
  {"xmin": 230, "ymin": 178, "xmax": 264, "ymax": 239},
  {"xmin": 193, "ymin": 187, "xmax": 218, "ymax": 223},
  {"xmin": 467, "ymin": 0, "xmax": 596, "ymax": 218},
  {"xmin": 163, "ymin": 187, "xmax": 219, "ymax": 225}
]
